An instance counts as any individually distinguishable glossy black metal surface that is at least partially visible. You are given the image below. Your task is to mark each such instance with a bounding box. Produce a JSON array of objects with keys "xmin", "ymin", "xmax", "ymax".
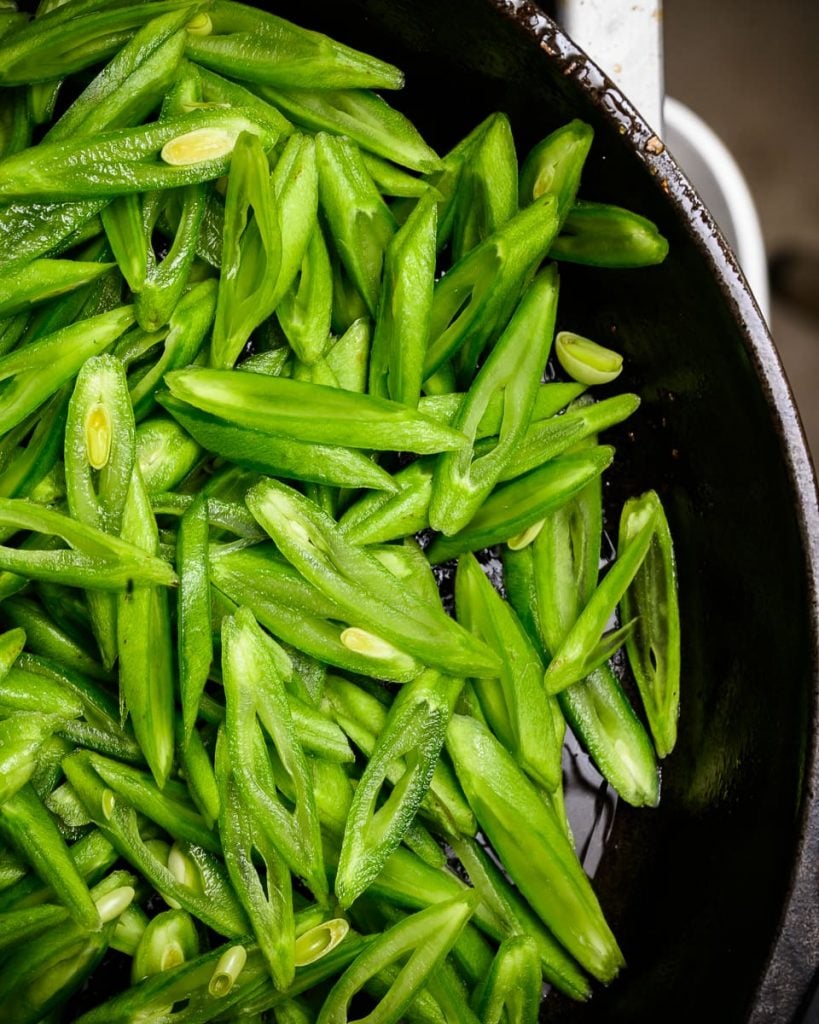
[{"xmin": 274, "ymin": 1, "xmax": 819, "ymax": 1020}]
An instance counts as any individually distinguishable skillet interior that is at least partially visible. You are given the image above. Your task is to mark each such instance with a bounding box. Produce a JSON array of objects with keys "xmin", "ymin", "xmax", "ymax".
[{"xmin": 266, "ymin": 1, "xmax": 819, "ymax": 1020}]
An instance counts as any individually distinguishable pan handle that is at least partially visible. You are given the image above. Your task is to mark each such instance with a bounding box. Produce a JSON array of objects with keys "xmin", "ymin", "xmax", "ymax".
[{"xmin": 553, "ymin": 0, "xmax": 664, "ymax": 135}]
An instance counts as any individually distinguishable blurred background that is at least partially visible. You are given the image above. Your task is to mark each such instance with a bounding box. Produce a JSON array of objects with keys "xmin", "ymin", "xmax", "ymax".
[{"xmin": 664, "ymin": 0, "xmax": 819, "ymax": 459}]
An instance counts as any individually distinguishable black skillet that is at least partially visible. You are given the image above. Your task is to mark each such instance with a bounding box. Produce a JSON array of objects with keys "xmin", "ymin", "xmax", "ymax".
[{"xmin": 261, "ymin": 1, "xmax": 819, "ymax": 1021}]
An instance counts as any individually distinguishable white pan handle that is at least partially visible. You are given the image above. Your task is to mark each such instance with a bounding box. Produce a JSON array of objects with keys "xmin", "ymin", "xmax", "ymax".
[{"xmin": 553, "ymin": 0, "xmax": 664, "ymax": 135}]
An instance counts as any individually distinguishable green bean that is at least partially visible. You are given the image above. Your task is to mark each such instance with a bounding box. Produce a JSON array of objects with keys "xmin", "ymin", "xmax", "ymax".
[
  {"xmin": 550, "ymin": 200, "xmax": 669, "ymax": 267},
  {"xmin": 0, "ymin": 389, "xmax": 69, "ymax": 502},
  {"xmin": 446, "ymin": 835, "xmax": 590, "ymax": 1000},
  {"xmin": 0, "ymin": 826, "xmax": 116, "ymax": 915},
  {"xmin": 362, "ymin": 152, "xmax": 434, "ymax": 199},
  {"xmin": 316, "ymin": 894, "xmax": 477, "ymax": 1024},
  {"xmin": 335, "ymin": 670, "xmax": 462, "ymax": 908},
  {"xmin": 503, "ymin": 459, "xmax": 661, "ymax": 807},
  {"xmin": 134, "ymin": 183, "xmax": 209, "ymax": 332},
  {"xmin": 174, "ymin": 718, "xmax": 220, "ymax": 827},
  {"xmin": 543, "ymin": 490, "xmax": 659, "ymax": 694},
  {"xmin": 158, "ymin": 389, "xmax": 397, "ymax": 492},
  {"xmin": 246, "ymin": 478, "xmax": 500, "ymax": 678},
  {"xmin": 221, "ymin": 607, "xmax": 326, "ymax": 901},
  {"xmin": 0, "ymin": 596, "xmax": 107, "ymax": 680},
  {"xmin": 0, "ymin": 0, "xmax": 206, "ymax": 85},
  {"xmin": 0, "ymin": 86, "xmax": 31, "ymax": 160},
  {"xmin": 0, "ymin": 259, "xmax": 114, "ymax": 319},
  {"xmin": 519, "ymin": 118, "xmax": 593, "ymax": 220},
  {"xmin": 82, "ymin": 750, "xmax": 218, "ymax": 853},
  {"xmin": 0, "ymin": 782, "xmax": 101, "ymax": 933},
  {"xmin": 185, "ymin": 1, "xmax": 404, "ymax": 91},
  {"xmin": 620, "ymin": 490, "xmax": 681, "ymax": 757},
  {"xmin": 252, "ymin": 85, "xmax": 440, "ymax": 173},
  {"xmin": 315, "ymin": 131, "xmax": 396, "ymax": 317},
  {"xmin": 422, "ymin": 193, "xmax": 559, "ymax": 380},
  {"xmin": 44, "ymin": 8, "xmax": 192, "ymax": 143},
  {"xmin": 276, "ymin": 223, "xmax": 334, "ymax": 366},
  {"xmin": 111, "ymin": 902, "xmax": 149, "ymax": 957},
  {"xmin": 0, "ymin": 902, "xmax": 70, "ymax": 953},
  {"xmin": 0, "ymin": 909, "xmax": 116, "ymax": 1024},
  {"xmin": 175, "ymin": 493, "xmax": 213, "ymax": 741},
  {"xmin": 426, "ymin": 445, "xmax": 614, "ymax": 565},
  {"xmin": 0, "ymin": 713, "xmax": 66, "ymax": 805},
  {"xmin": 164, "ymin": 367, "xmax": 468, "ymax": 455},
  {"xmin": 0, "ymin": 108, "xmax": 283, "ymax": 202},
  {"xmin": 117, "ymin": 466, "xmax": 176, "ymax": 787},
  {"xmin": 136, "ymin": 417, "xmax": 202, "ymax": 493},
  {"xmin": 210, "ymin": 129, "xmax": 280, "ymax": 368},
  {"xmin": 269, "ymin": 132, "xmax": 319, "ymax": 308},
  {"xmin": 132, "ymin": 908, "xmax": 200, "ymax": 982},
  {"xmin": 369, "ymin": 189, "xmax": 436, "ymax": 408},
  {"xmin": 429, "ymin": 264, "xmax": 559, "ymax": 535},
  {"xmin": 0, "ymin": 662, "xmax": 82, "ymax": 720},
  {"xmin": 447, "ymin": 714, "xmax": 623, "ymax": 983},
  {"xmin": 449, "ymin": 112, "xmax": 517, "ymax": 264},
  {"xmin": 472, "ymin": 936, "xmax": 542, "ymax": 1024},
  {"xmin": 455, "ymin": 553, "xmax": 562, "ymax": 792},
  {"xmin": 64, "ymin": 750, "xmax": 250, "ymax": 937},
  {"xmin": 499, "ymin": 392, "xmax": 640, "ymax": 481},
  {"xmin": 215, "ymin": 728, "xmax": 296, "ymax": 990},
  {"xmin": 0, "ymin": 304, "xmax": 134, "ymax": 439},
  {"xmin": 211, "ymin": 561, "xmax": 424, "ymax": 683}
]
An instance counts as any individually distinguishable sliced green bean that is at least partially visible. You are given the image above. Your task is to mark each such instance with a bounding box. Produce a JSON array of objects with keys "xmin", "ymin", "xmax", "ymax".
[
  {"xmin": 620, "ymin": 490, "xmax": 681, "ymax": 757},
  {"xmin": 550, "ymin": 200, "xmax": 669, "ymax": 267},
  {"xmin": 117, "ymin": 466, "xmax": 176, "ymax": 787},
  {"xmin": 369, "ymin": 189, "xmax": 436, "ymax": 409},
  {"xmin": 422, "ymin": 194, "xmax": 559, "ymax": 380},
  {"xmin": 317, "ymin": 894, "xmax": 477, "ymax": 1024},
  {"xmin": 0, "ymin": 782, "xmax": 100, "ymax": 933},
  {"xmin": 544, "ymin": 491, "xmax": 659, "ymax": 694},
  {"xmin": 253, "ymin": 84, "xmax": 440, "ymax": 173},
  {"xmin": 215, "ymin": 728, "xmax": 295, "ymax": 991},
  {"xmin": 0, "ymin": 108, "xmax": 283, "ymax": 202},
  {"xmin": 44, "ymin": 7, "xmax": 191, "ymax": 143},
  {"xmin": 165, "ymin": 367, "xmax": 467, "ymax": 454},
  {"xmin": 315, "ymin": 131, "xmax": 396, "ymax": 316},
  {"xmin": 455, "ymin": 553, "xmax": 562, "ymax": 791},
  {"xmin": 64, "ymin": 750, "xmax": 250, "ymax": 938},
  {"xmin": 335, "ymin": 671, "xmax": 462, "ymax": 908},
  {"xmin": 185, "ymin": 1, "xmax": 404, "ymax": 91},
  {"xmin": 426, "ymin": 445, "xmax": 614, "ymax": 565},
  {"xmin": 447, "ymin": 714, "xmax": 623, "ymax": 983},
  {"xmin": 429, "ymin": 264, "xmax": 559, "ymax": 535},
  {"xmin": 246, "ymin": 478, "xmax": 500, "ymax": 678},
  {"xmin": 221, "ymin": 607, "xmax": 326, "ymax": 901},
  {"xmin": 449, "ymin": 112, "xmax": 517, "ymax": 264},
  {"xmin": 158, "ymin": 389, "xmax": 397, "ymax": 492},
  {"xmin": 519, "ymin": 119, "xmax": 593, "ymax": 221},
  {"xmin": 472, "ymin": 936, "xmax": 542, "ymax": 1024}
]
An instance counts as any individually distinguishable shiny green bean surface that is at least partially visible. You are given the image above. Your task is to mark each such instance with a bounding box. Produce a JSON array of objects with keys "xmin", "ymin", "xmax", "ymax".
[{"xmin": 0, "ymin": 3, "xmax": 677, "ymax": 1022}]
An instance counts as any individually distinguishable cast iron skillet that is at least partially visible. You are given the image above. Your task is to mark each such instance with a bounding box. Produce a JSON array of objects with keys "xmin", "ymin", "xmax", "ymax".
[{"xmin": 268, "ymin": 1, "xmax": 819, "ymax": 1021}]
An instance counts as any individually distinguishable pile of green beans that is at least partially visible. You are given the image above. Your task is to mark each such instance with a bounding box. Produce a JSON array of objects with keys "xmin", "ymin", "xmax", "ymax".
[{"xmin": 0, "ymin": 2, "xmax": 681, "ymax": 1022}]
